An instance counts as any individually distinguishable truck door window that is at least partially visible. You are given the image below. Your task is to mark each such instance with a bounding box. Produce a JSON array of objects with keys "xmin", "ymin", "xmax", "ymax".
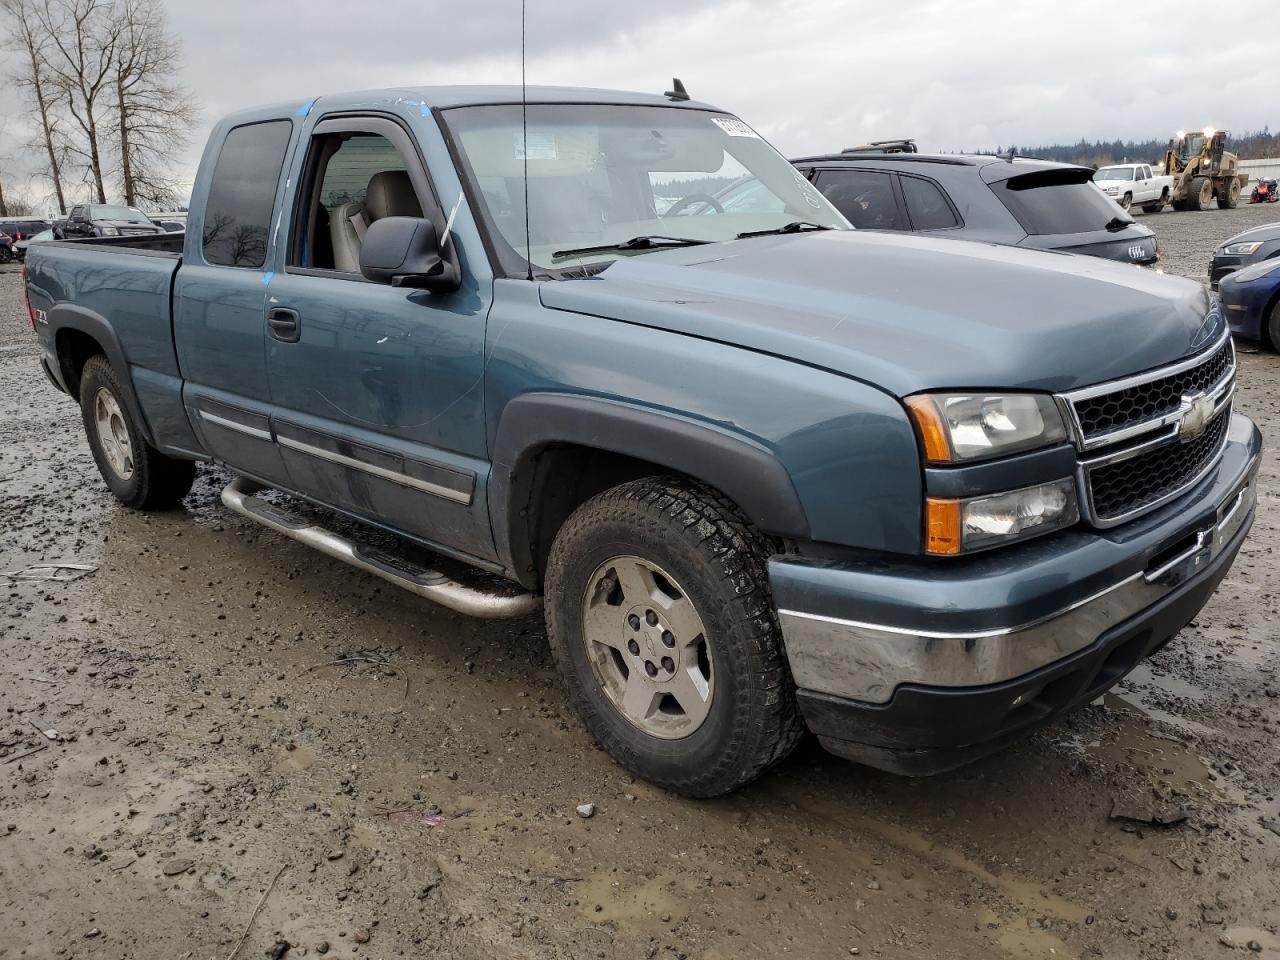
[
  {"xmin": 813, "ymin": 170, "xmax": 905, "ymax": 230},
  {"xmin": 900, "ymin": 176, "xmax": 959, "ymax": 230},
  {"xmin": 202, "ymin": 120, "xmax": 292, "ymax": 269},
  {"xmin": 293, "ymin": 132, "xmax": 423, "ymax": 273}
]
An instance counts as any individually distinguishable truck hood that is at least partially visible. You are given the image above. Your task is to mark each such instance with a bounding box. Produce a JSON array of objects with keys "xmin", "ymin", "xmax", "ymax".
[{"xmin": 539, "ymin": 230, "xmax": 1220, "ymax": 397}]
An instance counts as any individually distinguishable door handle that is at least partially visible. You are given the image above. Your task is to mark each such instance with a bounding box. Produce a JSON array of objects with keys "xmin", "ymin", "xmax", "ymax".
[{"xmin": 267, "ymin": 307, "xmax": 301, "ymax": 343}]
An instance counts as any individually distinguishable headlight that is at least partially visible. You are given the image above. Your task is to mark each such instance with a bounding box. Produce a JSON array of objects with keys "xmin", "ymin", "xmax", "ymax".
[
  {"xmin": 1221, "ymin": 241, "xmax": 1261, "ymax": 256},
  {"xmin": 905, "ymin": 393, "xmax": 1068, "ymax": 464},
  {"xmin": 925, "ymin": 478, "xmax": 1080, "ymax": 555},
  {"xmin": 100, "ymin": 226, "xmax": 119, "ymax": 236}
]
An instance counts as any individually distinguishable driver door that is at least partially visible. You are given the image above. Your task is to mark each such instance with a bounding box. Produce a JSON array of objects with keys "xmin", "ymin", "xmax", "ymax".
[{"xmin": 264, "ymin": 114, "xmax": 495, "ymax": 563}]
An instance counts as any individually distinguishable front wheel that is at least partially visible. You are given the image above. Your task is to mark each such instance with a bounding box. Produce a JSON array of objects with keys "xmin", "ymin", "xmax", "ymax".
[
  {"xmin": 544, "ymin": 477, "xmax": 804, "ymax": 796},
  {"xmin": 1119, "ymin": 192, "xmax": 1132, "ymax": 212},
  {"xmin": 1268, "ymin": 297, "xmax": 1280, "ymax": 353},
  {"xmin": 79, "ymin": 355, "xmax": 196, "ymax": 509}
]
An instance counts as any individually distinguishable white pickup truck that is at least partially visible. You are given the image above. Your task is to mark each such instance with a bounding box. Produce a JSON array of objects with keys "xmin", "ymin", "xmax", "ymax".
[{"xmin": 1093, "ymin": 163, "xmax": 1174, "ymax": 213}]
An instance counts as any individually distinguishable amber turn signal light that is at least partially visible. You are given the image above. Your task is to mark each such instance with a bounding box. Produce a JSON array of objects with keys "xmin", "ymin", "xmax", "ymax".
[
  {"xmin": 905, "ymin": 395, "xmax": 951, "ymax": 463},
  {"xmin": 924, "ymin": 497, "xmax": 962, "ymax": 556}
]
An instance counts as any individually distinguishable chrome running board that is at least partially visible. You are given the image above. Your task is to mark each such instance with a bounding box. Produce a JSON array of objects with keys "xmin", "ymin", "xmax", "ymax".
[{"xmin": 220, "ymin": 477, "xmax": 541, "ymax": 620}]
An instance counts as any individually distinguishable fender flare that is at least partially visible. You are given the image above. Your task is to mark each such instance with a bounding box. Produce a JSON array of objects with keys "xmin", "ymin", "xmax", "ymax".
[
  {"xmin": 490, "ymin": 392, "xmax": 810, "ymax": 583},
  {"xmin": 47, "ymin": 304, "xmax": 156, "ymax": 446}
]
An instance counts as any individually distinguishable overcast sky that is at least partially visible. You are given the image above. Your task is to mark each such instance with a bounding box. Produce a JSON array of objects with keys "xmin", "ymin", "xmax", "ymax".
[{"xmin": 1, "ymin": 0, "xmax": 1275, "ymax": 210}]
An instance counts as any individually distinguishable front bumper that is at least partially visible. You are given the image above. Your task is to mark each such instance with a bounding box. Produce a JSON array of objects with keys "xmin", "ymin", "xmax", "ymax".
[
  {"xmin": 771, "ymin": 414, "xmax": 1261, "ymax": 774},
  {"xmin": 1210, "ymin": 254, "xmax": 1250, "ymax": 289}
]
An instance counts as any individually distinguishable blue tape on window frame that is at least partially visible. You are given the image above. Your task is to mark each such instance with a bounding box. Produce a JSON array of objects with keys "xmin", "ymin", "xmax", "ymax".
[{"xmin": 294, "ymin": 99, "xmax": 316, "ymax": 118}]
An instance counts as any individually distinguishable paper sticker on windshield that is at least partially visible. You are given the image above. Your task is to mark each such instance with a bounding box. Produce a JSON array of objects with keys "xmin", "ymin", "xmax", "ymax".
[
  {"xmin": 514, "ymin": 132, "xmax": 558, "ymax": 161},
  {"xmin": 712, "ymin": 117, "xmax": 760, "ymax": 139}
]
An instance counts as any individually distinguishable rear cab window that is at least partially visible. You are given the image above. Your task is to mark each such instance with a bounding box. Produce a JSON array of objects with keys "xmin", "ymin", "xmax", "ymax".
[
  {"xmin": 993, "ymin": 168, "xmax": 1130, "ymax": 235},
  {"xmin": 202, "ymin": 120, "xmax": 293, "ymax": 268}
]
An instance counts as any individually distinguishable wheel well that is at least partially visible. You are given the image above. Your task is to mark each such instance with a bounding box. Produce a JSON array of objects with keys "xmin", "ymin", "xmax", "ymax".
[
  {"xmin": 511, "ymin": 445, "xmax": 695, "ymax": 588},
  {"xmin": 1265, "ymin": 286, "xmax": 1280, "ymax": 351},
  {"xmin": 54, "ymin": 328, "xmax": 106, "ymax": 398}
]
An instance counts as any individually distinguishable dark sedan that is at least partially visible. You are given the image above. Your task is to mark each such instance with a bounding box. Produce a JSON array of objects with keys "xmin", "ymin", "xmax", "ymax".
[
  {"xmin": 1208, "ymin": 222, "xmax": 1280, "ymax": 289},
  {"xmin": 789, "ymin": 151, "xmax": 1160, "ymax": 267},
  {"xmin": 1219, "ymin": 257, "xmax": 1280, "ymax": 348}
]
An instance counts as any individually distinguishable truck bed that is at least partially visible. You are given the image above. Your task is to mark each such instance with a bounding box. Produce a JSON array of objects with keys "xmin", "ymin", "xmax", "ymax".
[{"xmin": 25, "ymin": 233, "xmax": 187, "ymax": 440}]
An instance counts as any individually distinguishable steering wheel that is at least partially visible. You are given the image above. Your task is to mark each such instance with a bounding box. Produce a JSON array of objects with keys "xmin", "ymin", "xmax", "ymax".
[{"xmin": 664, "ymin": 192, "xmax": 724, "ymax": 216}]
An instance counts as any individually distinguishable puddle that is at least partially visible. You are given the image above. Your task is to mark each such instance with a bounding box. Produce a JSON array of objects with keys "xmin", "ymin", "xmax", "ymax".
[
  {"xmin": 1111, "ymin": 666, "xmax": 1220, "ymax": 741},
  {"xmin": 1080, "ymin": 696, "xmax": 1260, "ymax": 807},
  {"xmin": 1086, "ymin": 696, "xmax": 1214, "ymax": 793}
]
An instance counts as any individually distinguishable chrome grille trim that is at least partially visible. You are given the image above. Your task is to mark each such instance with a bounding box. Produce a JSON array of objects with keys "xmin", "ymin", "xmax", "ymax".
[
  {"xmin": 1076, "ymin": 402, "xmax": 1232, "ymax": 528},
  {"xmin": 1056, "ymin": 327, "xmax": 1236, "ymax": 529}
]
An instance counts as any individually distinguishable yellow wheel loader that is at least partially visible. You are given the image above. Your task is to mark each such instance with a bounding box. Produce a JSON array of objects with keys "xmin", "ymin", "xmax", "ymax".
[{"xmin": 1163, "ymin": 128, "xmax": 1249, "ymax": 210}]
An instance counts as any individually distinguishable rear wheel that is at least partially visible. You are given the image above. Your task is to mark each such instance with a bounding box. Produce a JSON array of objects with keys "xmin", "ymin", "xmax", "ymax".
[
  {"xmin": 79, "ymin": 355, "xmax": 195, "ymax": 509},
  {"xmin": 544, "ymin": 477, "xmax": 804, "ymax": 796},
  {"xmin": 0, "ymin": 245, "xmax": 12, "ymax": 264},
  {"xmin": 1217, "ymin": 178, "xmax": 1241, "ymax": 209}
]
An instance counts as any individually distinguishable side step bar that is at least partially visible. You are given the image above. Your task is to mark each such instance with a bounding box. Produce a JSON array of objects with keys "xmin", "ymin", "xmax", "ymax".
[{"xmin": 220, "ymin": 477, "xmax": 541, "ymax": 619}]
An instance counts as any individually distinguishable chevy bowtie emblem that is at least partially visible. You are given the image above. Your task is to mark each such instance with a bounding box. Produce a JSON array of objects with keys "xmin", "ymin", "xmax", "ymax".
[{"xmin": 1178, "ymin": 394, "xmax": 1215, "ymax": 440}]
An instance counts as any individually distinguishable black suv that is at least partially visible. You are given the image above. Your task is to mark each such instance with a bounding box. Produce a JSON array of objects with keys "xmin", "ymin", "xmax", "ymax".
[
  {"xmin": 789, "ymin": 151, "xmax": 1159, "ymax": 267},
  {"xmin": 53, "ymin": 204, "xmax": 164, "ymax": 240}
]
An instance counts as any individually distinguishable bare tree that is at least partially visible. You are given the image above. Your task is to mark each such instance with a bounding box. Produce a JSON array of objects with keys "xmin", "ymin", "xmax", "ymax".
[
  {"xmin": 110, "ymin": 0, "xmax": 195, "ymax": 207},
  {"xmin": 37, "ymin": 0, "xmax": 120, "ymax": 204},
  {"xmin": 2, "ymin": 0, "xmax": 68, "ymax": 212}
]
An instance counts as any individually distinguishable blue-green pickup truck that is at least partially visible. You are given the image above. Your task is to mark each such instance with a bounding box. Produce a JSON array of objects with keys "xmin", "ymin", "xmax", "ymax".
[{"xmin": 23, "ymin": 85, "xmax": 1261, "ymax": 795}]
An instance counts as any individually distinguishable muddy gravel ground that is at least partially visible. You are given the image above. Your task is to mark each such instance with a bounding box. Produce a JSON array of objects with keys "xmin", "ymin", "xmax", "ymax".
[{"xmin": 1, "ymin": 207, "xmax": 1278, "ymax": 960}]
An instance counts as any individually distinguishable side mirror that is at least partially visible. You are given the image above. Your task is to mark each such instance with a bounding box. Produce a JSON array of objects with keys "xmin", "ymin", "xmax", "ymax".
[{"xmin": 359, "ymin": 216, "xmax": 460, "ymax": 292}]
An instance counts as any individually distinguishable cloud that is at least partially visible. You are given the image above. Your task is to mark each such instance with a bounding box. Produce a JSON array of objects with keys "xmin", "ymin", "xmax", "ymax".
[{"xmin": 1, "ymin": 0, "xmax": 1274, "ymax": 210}]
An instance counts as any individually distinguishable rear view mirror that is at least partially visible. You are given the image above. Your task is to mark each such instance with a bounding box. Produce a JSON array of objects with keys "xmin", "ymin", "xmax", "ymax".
[{"xmin": 359, "ymin": 216, "xmax": 460, "ymax": 292}]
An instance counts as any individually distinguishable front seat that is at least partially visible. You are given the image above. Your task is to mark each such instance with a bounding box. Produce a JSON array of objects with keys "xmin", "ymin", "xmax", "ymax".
[{"xmin": 331, "ymin": 170, "xmax": 424, "ymax": 273}]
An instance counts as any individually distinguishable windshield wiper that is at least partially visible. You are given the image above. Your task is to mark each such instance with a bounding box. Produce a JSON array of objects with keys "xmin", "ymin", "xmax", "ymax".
[
  {"xmin": 551, "ymin": 235, "xmax": 710, "ymax": 261},
  {"xmin": 1104, "ymin": 216, "xmax": 1134, "ymax": 232},
  {"xmin": 736, "ymin": 221, "xmax": 834, "ymax": 239}
]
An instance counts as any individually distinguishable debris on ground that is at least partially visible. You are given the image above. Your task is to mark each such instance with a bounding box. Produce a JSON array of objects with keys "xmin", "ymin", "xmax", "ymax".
[{"xmin": 1, "ymin": 562, "xmax": 97, "ymax": 583}]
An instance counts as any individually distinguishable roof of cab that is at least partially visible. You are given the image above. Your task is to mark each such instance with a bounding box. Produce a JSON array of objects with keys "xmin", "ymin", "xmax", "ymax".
[{"xmin": 219, "ymin": 85, "xmax": 726, "ymax": 127}]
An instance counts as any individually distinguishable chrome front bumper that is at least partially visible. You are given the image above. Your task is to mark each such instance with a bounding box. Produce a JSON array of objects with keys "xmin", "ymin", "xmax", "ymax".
[{"xmin": 771, "ymin": 414, "xmax": 1261, "ymax": 705}]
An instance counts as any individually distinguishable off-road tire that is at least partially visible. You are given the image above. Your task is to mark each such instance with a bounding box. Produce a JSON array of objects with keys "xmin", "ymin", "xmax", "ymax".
[
  {"xmin": 544, "ymin": 476, "xmax": 805, "ymax": 797},
  {"xmin": 1217, "ymin": 178, "xmax": 1241, "ymax": 209},
  {"xmin": 79, "ymin": 355, "xmax": 195, "ymax": 509},
  {"xmin": 1186, "ymin": 176, "xmax": 1210, "ymax": 211}
]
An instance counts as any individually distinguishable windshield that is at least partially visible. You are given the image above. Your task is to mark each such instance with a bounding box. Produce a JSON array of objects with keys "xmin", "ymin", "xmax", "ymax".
[
  {"xmin": 442, "ymin": 104, "xmax": 847, "ymax": 276},
  {"xmin": 90, "ymin": 205, "xmax": 152, "ymax": 223},
  {"xmin": 1094, "ymin": 167, "xmax": 1135, "ymax": 181},
  {"xmin": 1177, "ymin": 135, "xmax": 1205, "ymax": 162}
]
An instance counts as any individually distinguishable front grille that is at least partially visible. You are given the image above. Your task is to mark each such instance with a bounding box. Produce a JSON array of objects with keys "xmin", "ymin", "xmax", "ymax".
[
  {"xmin": 1072, "ymin": 337, "xmax": 1233, "ymax": 441},
  {"xmin": 1086, "ymin": 403, "xmax": 1230, "ymax": 522},
  {"xmin": 121, "ymin": 228, "xmax": 154, "ymax": 236}
]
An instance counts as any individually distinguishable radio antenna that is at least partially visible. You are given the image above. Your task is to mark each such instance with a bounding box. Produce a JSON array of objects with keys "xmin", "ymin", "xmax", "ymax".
[{"xmin": 520, "ymin": 0, "xmax": 533, "ymax": 281}]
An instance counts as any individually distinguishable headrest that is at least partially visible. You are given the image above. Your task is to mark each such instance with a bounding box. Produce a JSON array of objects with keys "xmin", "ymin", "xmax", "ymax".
[{"xmin": 366, "ymin": 170, "xmax": 422, "ymax": 221}]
